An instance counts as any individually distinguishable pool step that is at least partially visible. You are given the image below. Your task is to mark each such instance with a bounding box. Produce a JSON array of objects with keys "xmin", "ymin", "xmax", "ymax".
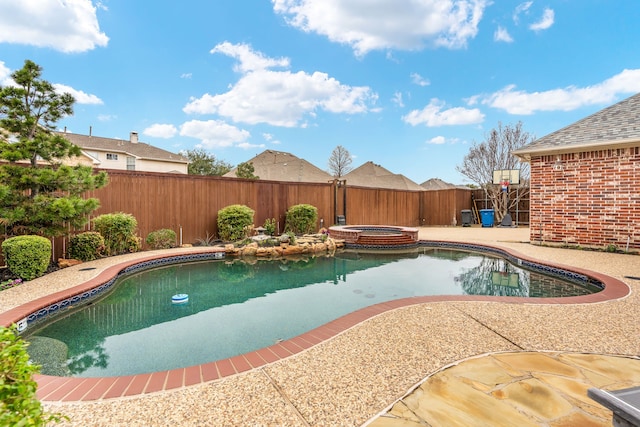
[{"xmin": 355, "ymin": 234, "xmax": 417, "ymax": 246}]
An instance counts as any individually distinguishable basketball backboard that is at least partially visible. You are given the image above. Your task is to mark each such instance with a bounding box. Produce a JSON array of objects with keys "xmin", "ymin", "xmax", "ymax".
[{"xmin": 492, "ymin": 169, "xmax": 520, "ymax": 185}]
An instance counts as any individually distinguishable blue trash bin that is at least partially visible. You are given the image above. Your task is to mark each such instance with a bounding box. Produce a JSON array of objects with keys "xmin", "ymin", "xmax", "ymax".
[{"xmin": 480, "ymin": 209, "xmax": 494, "ymax": 227}]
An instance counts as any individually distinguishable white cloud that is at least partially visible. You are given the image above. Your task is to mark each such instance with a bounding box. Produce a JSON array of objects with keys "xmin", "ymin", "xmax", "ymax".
[
  {"xmin": 0, "ymin": 0, "xmax": 108, "ymax": 53},
  {"xmin": 480, "ymin": 69, "xmax": 640, "ymax": 114},
  {"xmin": 0, "ymin": 61, "xmax": 11, "ymax": 86},
  {"xmin": 181, "ymin": 73, "xmax": 192, "ymax": 79},
  {"xmin": 180, "ymin": 119, "xmax": 251, "ymax": 149},
  {"xmin": 494, "ymin": 26, "xmax": 513, "ymax": 43},
  {"xmin": 53, "ymin": 83, "xmax": 103, "ymax": 105},
  {"xmin": 184, "ymin": 42, "xmax": 377, "ymax": 127},
  {"xmin": 529, "ymin": 8, "xmax": 554, "ymax": 31},
  {"xmin": 272, "ymin": 0, "xmax": 489, "ymax": 56},
  {"xmin": 237, "ymin": 142, "xmax": 266, "ymax": 150},
  {"xmin": 392, "ymin": 92, "xmax": 404, "ymax": 107},
  {"xmin": 2, "ymin": 66, "xmax": 103, "ymax": 105},
  {"xmin": 211, "ymin": 42, "xmax": 290, "ymax": 73},
  {"xmin": 464, "ymin": 94, "xmax": 480, "ymax": 106},
  {"xmin": 143, "ymin": 124, "xmax": 178, "ymax": 139},
  {"xmin": 513, "ymin": 1, "xmax": 532, "ymax": 24},
  {"xmin": 403, "ymin": 98, "xmax": 485, "ymax": 127},
  {"xmin": 97, "ymin": 114, "xmax": 116, "ymax": 122},
  {"xmin": 262, "ymin": 133, "xmax": 281, "ymax": 144},
  {"xmin": 427, "ymin": 136, "xmax": 447, "ymax": 144},
  {"xmin": 411, "ymin": 72, "xmax": 430, "ymax": 87}
]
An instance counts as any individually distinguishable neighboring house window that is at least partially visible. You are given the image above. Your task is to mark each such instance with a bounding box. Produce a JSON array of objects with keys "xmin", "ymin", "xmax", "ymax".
[
  {"xmin": 106, "ymin": 153, "xmax": 118, "ymax": 160},
  {"xmin": 126, "ymin": 156, "xmax": 135, "ymax": 171}
]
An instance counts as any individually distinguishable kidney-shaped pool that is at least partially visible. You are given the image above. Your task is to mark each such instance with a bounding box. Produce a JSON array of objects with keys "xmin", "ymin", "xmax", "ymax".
[{"xmin": 23, "ymin": 246, "xmax": 602, "ymax": 377}]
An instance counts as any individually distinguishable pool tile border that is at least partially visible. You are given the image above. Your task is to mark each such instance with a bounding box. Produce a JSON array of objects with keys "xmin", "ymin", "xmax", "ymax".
[{"xmin": 0, "ymin": 242, "xmax": 630, "ymax": 402}]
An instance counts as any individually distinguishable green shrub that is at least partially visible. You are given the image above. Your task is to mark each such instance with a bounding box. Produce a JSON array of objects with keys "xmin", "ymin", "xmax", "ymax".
[
  {"xmin": 126, "ymin": 234, "xmax": 142, "ymax": 253},
  {"xmin": 217, "ymin": 205, "xmax": 255, "ymax": 242},
  {"xmin": 68, "ymin": 232, "xmax": 105, "ymax": 261},
  {"xmin": 1, "ymin": 235, "xmax": 51, "ymax": 280},
  {"xmin": 0, "ymin": 325, "xmax": 66, "ymax": 426},
  {"xmin": 263, "ymin": 218, "xmax": 276, "ymax": 236},
  {"xmin": 285, "ymin": 204, "xmax": 318, "ymax": 235},
  {"xmin": 605, "ymin": 243, "xmax": 618, "ymax": 253},
  {"xmin": 146, "ymin": 228, "xmax": 177, "ymax": 250},
  {"xmin": 92, "ymin": 212, "xmax": 140, "ymax": 256}
]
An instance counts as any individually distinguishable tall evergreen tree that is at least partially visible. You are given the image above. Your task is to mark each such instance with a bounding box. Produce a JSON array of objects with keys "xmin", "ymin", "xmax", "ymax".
[
  {"xmin": 235, "ymin": 161, "xmax": 259, "ymax": 179},
  {"xmin": 0, "ymin": 60, "xmax": 108, "ymax": 237}
]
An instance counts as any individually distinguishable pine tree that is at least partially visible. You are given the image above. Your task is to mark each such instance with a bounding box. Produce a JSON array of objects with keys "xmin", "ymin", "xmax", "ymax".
[{"xmin": 0, "ymin": 60, "xmax": 108, "ymax": 237}]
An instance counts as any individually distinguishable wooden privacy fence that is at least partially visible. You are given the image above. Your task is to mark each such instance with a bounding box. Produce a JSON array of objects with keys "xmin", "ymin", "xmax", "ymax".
[
  {"xmin": 2, "ymin": 170, "xmax": 481, "ymax": 262},
  {"xmin": 84, "ymin": 170, "xmax": 336, "ymax": 247},
  {"xmin": 88, "ymin": 170, "xmax": 477, "ymax": 237}
]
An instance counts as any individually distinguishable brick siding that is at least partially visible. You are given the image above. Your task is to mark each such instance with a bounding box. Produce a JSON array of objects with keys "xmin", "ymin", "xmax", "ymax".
[{"xmin": 529, "ymin": 146, "xmax": 640, "ymax": 250}]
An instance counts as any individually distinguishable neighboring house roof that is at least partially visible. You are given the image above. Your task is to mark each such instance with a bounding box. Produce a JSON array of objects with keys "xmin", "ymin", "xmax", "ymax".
[
  {"xmin": 420, "ymin": 178, "xmax": 463, "ymax": 191},
  {"xmin": 513, "ymin": 92, "xmax": 640, "ymax": 160},
  {"xmin": 343, "ymin": 161, "xmax": 424, "ymax": 191},
  {"xmin": 57, "ymin": 131, "xmax": 188, "ymax": 165},
  {"xmin": 223, "ymin": 150, "xmax": 333, "ymax": 183}
]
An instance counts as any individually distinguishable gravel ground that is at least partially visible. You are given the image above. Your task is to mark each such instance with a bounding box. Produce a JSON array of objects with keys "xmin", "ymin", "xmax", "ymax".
[{"xmin": 3, "ymin": 226, "xmax": 638, "ymax": 426}]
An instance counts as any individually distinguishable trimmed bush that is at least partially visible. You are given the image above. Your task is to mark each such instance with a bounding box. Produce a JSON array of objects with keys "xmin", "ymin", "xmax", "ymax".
[
  {"xmin": 1, "ymin": 235, "xmax": 51, "ymax": 280},
  {"xmin": 263, "ymin": 218, "xmax": 276, "ymax": 236},
  {"xmin": 68, "ymin": 232, "xmax": 105, "ymax": 261},
  {"xmin": 217, "ymin": 204, "xmax": 255, "ymax": 242},
  {"xmin": 93, "ymin": 212, "xmax": 140, "ymax": 256},
  {"xmin": 146, "ymin": 228, "xmax": 177, "ymax": 250},
  {"xmin": 285, "ymin": 204, "xmax": 318, "ymax": 235},
  {"xmin": 0, "ymin": 325, "xmax": 66, "ymax": 426}
]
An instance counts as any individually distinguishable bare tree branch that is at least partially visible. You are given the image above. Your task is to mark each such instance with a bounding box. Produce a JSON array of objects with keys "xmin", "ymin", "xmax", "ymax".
[
  {"xmin": 457, "ymin": 121, "xmax": 533, "ymax": 222},
  {"xmin": 328, "ymin": 145, "xmax": 353, "ymax": 177}
]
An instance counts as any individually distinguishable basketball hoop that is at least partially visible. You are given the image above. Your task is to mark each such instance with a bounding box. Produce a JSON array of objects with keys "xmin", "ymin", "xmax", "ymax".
[{"xmin": 501, "ymin": 180, "xmax": 509, "ymax": 192}]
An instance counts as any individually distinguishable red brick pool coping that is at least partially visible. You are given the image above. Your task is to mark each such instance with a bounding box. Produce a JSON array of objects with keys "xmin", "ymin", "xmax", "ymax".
[{"xmin": 0, "ymin": 242, "xmax": 630, "ymax": 402}]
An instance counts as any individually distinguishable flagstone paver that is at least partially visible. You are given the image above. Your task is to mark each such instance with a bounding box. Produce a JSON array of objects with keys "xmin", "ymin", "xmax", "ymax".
[{"xmin": 368, "ymin": 352, "xmax": 640, "ymax": 427}]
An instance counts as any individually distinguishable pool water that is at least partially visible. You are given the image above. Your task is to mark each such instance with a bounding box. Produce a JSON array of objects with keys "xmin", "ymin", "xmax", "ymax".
[{"xmin": 25, "ymin": 248, "xmax": 600, "ymax": 377}]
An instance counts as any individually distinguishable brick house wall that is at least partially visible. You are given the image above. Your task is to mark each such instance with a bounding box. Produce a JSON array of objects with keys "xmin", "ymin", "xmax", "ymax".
[{"xmin": 529, "ymin": 146, "xmax": 640, "ymax": 250}]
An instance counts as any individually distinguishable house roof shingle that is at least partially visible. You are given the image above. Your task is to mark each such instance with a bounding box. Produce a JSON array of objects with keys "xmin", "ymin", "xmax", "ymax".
[
  {"xmin": 57, "ymin": 132, "xmax": 188, "ymax": 164},
  {"xmin": 223, "ymin": 150, "xmax": 333, "ymax": 183},
  {"xmin": 512, "ymin": 92, "xmax": 640, "ymax": 159},
  {"xmin": 343, "ymin": 161, "xmax": 424, "ymax": 191},
  {"xmin": 420, "ymin": 178, "xmax": 465, "ymax": 191}
]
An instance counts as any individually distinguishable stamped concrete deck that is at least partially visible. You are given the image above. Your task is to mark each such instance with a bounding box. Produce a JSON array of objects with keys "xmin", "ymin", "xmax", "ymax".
[{"xmin": 2, "ymin": 226, "xmax": 639, "ymax": 426}]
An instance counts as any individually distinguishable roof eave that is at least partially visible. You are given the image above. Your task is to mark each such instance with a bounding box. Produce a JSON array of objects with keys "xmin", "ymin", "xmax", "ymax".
[
  {"xmin": 512, "ymin": 137, "xmax": 640, "ymax": 162},
  {"xmin": 141, "ymin": 157, "xmax": 189, "ymax": 164}
]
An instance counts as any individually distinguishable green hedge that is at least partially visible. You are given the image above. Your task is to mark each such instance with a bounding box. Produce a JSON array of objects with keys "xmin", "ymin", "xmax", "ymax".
[
  {"xmin": 1, "ymin": 235, "xmax": 51, "ymax": 280},
  {"xmin": 146, "ymin": 228, "xmax": 177, "ymax": 250},
  {"xmin": 93, "ymin": 212, "xmax": 141, "ymax": 256},
  {"xmin": 285, "ymin": 204, "xmax": 318, "ymax": 235},
  {"xmin": 217, "ymin": 205, "xmax": 255, "ymax": 241},
  {"xmin": 68, "ymin": 232, "xmax": 105, "ymax": 261}
]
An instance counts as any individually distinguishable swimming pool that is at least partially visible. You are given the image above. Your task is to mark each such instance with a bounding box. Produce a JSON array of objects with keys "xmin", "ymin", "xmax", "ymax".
[{"xmin": 24, "ymin": 247, "xmax": 601, "ymax": 377}]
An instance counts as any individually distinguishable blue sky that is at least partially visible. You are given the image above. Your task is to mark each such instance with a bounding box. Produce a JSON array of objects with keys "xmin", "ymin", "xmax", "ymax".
[{"xmin": 1, "ymin": 1, "xmax": 639, "ymax": 185}]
